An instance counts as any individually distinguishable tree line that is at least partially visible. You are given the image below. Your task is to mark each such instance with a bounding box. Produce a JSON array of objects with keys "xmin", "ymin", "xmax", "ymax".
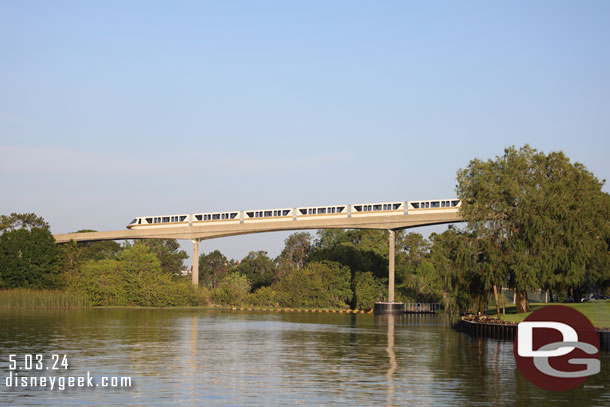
[{"xmin": 1, "ymin": 145, "xmax": 608, "ymax": 313}]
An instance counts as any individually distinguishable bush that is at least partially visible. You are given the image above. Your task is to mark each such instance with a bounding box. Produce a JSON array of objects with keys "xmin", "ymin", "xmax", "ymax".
[
  {"xmin": 247, "ymin": 286, "xmax": 279, "ymax": 307},
  {"xmin": 67, "ymin": 244, "xmax": 210, "ymax": 307},
  {"xmin": 211, "ymin": 273, "xmax": 251, "ymax": 305},
  {"xmin": 273, "ymin": 261, "xmax": 352, "ymax": 308}
]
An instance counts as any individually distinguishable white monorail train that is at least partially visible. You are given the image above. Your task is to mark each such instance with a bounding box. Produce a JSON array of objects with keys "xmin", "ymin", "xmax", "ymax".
[{"xmin": 126, "ymin": 199, "xmax": 461, "ymax": 229}]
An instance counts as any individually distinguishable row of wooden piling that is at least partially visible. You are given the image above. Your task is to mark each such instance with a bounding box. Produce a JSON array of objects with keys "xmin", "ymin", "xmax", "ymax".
[{"xmin": 456, "ymin": 319, "xmax": 610, "ymax": 351}]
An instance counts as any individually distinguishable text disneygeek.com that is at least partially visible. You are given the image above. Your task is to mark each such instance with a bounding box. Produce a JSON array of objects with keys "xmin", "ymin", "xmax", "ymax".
[{"xmin": 3, "ymin": 354, "xmax": 132, "ymax": 391}]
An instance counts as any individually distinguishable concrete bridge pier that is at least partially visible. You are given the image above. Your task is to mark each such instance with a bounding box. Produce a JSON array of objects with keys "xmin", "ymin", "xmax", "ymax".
[
  {"xmin": 191, "ymin": 239, "xmax": 200, "ymax": 287},
  {"xmin": 374, "ymin": 229, "xmax": 405, "ymax": 315}
]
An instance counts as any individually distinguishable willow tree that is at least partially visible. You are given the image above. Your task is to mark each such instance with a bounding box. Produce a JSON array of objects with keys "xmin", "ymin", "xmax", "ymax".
[{"xmin": 457, "ymin": 145, "xmax": 610, "ymax": 313}]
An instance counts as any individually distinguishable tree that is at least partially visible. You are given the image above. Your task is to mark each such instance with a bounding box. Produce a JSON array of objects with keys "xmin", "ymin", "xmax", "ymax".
[
  {"xmin": 399, "ymin": 233, "xmax": 431, "ymax": 267},
  {"xmin": 279, "ymin": 232, "xmax": 312, "ymax": 270},
  {"xmin": 199, "ymin": 250, "xmax": 232, "ymax": 288},
  {"xmin": 234, "ymin": 251, "xmax": 276, "ymax": 290},
  {"xmin": 212, "ymin": 273, "xmax": 251, "ymax": 305},
  {"xmin": 0, "ymin": 213, "xmax": 49, "ymax": 232},
  {"xmin": 60, "ymin": 230, "xmax": 122, "ymax": 272},
  {"xmin": 67, "ymin": 244, "xmax": 208, "ymax": 306},
  {"xmin": 457, "ymin": 145, "xmax": 610, "ymax": 312},
  {"xmin": 0, "ymin": 215, "xmax": 61, "ymax": 289},
  {"xmin": 137, "ymin": 239, "xmax": 188, "ymax": 276},
  {"xmin": 353, "ymin": 271, "xmax": 385, "ymax": 310},
  {"xmin": 429, "ymin": 227, "xmax": 485, "ymax": 314},
  {"xmin": 273, "ymin": 261, "xmax": 352, "ymax": 308}
]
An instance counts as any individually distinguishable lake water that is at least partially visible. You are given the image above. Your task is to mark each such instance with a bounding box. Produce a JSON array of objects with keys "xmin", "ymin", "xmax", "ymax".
[{"xmin": 0, "ymin": 309, "xmax": 608, "ymax": 406}]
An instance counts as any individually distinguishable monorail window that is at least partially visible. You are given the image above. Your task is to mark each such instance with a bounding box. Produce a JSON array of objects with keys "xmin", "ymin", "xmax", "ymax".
[
  {"xmin": 246, "ymin": 212, "xmax": 254, "ymax": 217},
  {"xmin": 212, "ymin": 214, "xmax": 219, "ymax": 220},
  {"xmin": 452, "ymin": 200, "xmax": 459, "ymax": 207},
  {"xmin": 162, "ymin": 217, "xmax": 169, "ymax": 222},
  {"xmin": 383, "ymin": 204, "xmax": 388, "ymax": 210},
  {"xmin": 308, "ymin": 208, "xmax": 312, "ymax": 215},
  {"xmin": 412, "ymin": 203, "xmax": 419, "ymax": 209},
  {"xmin": 337, "ymin": 206, "xmax": 345, "ymax": 212},
  {"xmin": 130, "ymin": 219, "xmax": 137, "ymax": 224},
  {"xmin": 319, "ymin": 208, "xmax": 326, "ymax": 214},
  {"xmin": 282, "ymin": 210, "xmax": 290, "ymax": 216},
  {"xmin": 394, "ymin": 203, "xmax": 401, "ymax": 210},
  {"xmin": 373, "ymin": 204, "xmax": 381, "ymax": 211},
  {"xmin": 146, "ymin": 218, "xmax": 153, "ymax": 223},
  {"xmin": 264, "ymin": 211, "xmax": 272, "ymax": 217},
  {"xmin": 180, "ymin": 216, "xmax": 187, "ymax": 222},
  {"xmin": 330, "ymin": 207, "xmax": 335, "ymax": 213},
  {"xmin": 300, "ymin": 209, "xmax": 307, "ymax": 215},
  {"xmin": 441, "ymin": 201, "xmax": 445, "ymax": 208},
  {"xmin": 231, "ymin": 213, "xmax": 238, "ymax": 219}
]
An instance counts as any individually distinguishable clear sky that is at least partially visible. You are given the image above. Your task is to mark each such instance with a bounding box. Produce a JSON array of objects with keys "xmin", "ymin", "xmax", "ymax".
[{"xmin": 1, "ymin": 1, "xmax": 609, "ymax": 263}]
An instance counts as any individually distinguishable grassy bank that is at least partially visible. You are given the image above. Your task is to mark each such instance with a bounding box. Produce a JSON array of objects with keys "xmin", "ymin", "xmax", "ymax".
[
  {"xmin": 485, "ymin": 301, "xmax": 610, "ymax": 329},
  {"xmin": 0, "ymin": 288, "xmax": 90, "ymax": 309}
]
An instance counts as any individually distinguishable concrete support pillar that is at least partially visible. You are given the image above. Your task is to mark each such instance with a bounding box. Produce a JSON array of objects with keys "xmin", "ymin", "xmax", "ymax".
[
  {"xmin": 388, "ymin": 229, "xmax": 395, "ymax": 303},
  {"xmin": 191, "ymin": 239, "xmax": 200, "ymax": 287}
]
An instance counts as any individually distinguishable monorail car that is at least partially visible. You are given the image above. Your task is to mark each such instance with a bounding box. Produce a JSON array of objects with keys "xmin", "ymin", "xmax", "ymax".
[{"xmin": 126, "ymin": 199, "xmax": 461, "ymax": 229}]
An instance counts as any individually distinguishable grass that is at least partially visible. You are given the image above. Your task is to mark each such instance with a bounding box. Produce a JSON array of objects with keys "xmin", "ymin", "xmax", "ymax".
[
  {"xmin": 485, "ymin": 300, "xmax": 610, "ymax": 329},
  {"xmin": 0, "ymin": 288, "xmax": 90, "ymax": 309}
]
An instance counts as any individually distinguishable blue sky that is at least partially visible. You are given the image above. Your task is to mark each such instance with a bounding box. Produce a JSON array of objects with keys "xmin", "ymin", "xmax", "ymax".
[{"xmin": 1, "ymin": 1, "xmax": 609, "ymax": 262}]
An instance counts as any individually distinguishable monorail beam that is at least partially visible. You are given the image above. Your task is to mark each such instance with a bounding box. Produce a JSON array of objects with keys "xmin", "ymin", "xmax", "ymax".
[{"xmin": 52, "ymin": 212, "xmax": 463, "ymax": 243}]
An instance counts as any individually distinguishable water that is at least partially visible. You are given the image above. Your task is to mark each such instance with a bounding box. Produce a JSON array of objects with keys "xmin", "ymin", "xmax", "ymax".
[{"xmin": 0, "ymin": 309, "xmax": 608, "ymax": 406}]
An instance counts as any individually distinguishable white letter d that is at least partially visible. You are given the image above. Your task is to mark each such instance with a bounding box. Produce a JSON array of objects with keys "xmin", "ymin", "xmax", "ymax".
[{"xmin": 518, "ymin": 321, "xmax": 577, "ymax": 357}]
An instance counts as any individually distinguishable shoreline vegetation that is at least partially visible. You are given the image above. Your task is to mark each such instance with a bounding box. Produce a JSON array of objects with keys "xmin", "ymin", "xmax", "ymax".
[{"xmin": 1, "ymin": 146, "xmax": 609, "ymax": 318}]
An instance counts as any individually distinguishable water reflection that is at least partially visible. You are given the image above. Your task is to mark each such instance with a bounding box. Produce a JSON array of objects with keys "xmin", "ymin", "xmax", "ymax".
[
  {"xmin": 385, "ymin": 314, "xmax": 396, "ymax": 406},
  {"xmin": 0, "ymin": 309, "xmax": 608, "ymax": 406}
]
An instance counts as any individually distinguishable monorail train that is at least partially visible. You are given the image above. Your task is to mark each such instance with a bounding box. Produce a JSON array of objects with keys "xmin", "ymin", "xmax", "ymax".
[{"xmin": 126, "ymin": 199, "xmax": 461, "ymax": 229}]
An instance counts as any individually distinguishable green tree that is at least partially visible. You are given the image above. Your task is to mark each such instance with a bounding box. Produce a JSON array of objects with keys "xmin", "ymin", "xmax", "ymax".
[
  {"xmin": 429, "ymin": 227, "xmax": 484, "ymax": 314},
  {"xmin": 199, "ymin": 250, "xmax": 232, "ymax": 288},
  {"xmin": 353, "ymin": 271, "xmax": 385, "ymax": 310},
  {"xmin": 279, "ymin": 232, "xmax": 312, "ymax": 270},
  {"xmin": 67, "ymin": 244, "xmax": 208, "ymax": 306},
  {"xmin": 60, "ymin": 230, "xmax": 122, "ymax": 272},
  {"xmin": 457, "ymin": 145, "xmax": 610, "ymax": 312},
  {"xmin": 0, "ymin": 213, "xmax": 48, "ymax": 232},
  {"xmin": 234, "ymin": 251, "xmax": 276, "ymax": 290},
  {"xmin": 137, "ymin": 239, "xmax": 188, "ymax": 276},
  {"xmin": 212, "ymin": 273, "xmax": 251, "ymax": 305},
  {"xmin": 0, "ymin": 217, "xmax": 62, "ymax": 289},
  {"xmin": 273, "ymin": 261, "xmax": 352, "ymax": 308}
]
